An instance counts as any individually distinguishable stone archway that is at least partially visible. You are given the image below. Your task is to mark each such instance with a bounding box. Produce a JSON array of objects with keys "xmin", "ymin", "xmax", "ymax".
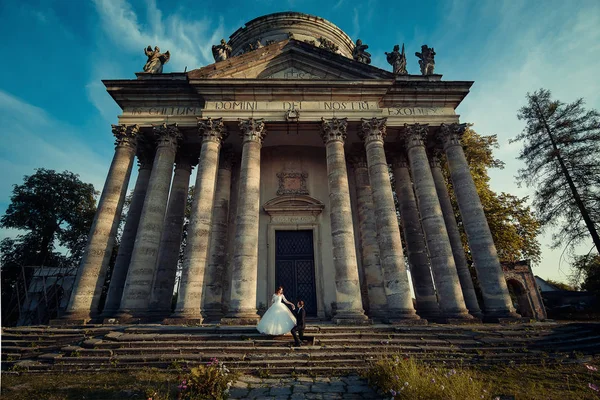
[{"xmin": 506, "ymin": 279, "xmax": 534, "ymax": 318}]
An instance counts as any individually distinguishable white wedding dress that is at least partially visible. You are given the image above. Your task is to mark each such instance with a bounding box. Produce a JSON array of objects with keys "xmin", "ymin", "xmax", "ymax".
[{"xmin": 256, "ymin": 294, "xmax": 297, "ymax": 335}]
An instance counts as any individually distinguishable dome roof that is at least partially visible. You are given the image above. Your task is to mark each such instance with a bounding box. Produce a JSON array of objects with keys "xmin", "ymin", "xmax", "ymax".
[{"xmin": 228, "ymin": 12, "xmax": 354, "ymax": 59}]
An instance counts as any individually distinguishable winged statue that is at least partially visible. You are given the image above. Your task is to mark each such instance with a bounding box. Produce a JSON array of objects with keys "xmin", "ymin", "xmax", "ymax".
[{"xmin": 143, "ymin": 46, "xmax": 170, "ymax": 74}]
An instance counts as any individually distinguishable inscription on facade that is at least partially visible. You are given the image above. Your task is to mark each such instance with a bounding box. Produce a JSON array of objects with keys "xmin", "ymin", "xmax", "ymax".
[{"xmin": 125, "ymin": 107, "xmax": 201, "ymax": 115}]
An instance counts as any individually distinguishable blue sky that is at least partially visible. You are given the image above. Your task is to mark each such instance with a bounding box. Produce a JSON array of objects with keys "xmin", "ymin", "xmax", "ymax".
[{"xmin": 1, "ymin": 0, "xmax": 599, "ymax": 282}]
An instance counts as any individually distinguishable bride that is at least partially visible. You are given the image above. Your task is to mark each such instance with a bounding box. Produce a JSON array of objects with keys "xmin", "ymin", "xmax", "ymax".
[{"xmin": 256, "ymin": 286, "xmax": 297, "ymax": 335}]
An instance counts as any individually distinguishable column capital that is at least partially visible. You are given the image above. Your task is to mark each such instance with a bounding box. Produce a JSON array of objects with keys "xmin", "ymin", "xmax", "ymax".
[
  {"xmin": 175, "ymin": 149, "xmax": 199, "ymax": 172},
  {"xmin": 389, "ymin": 151, "xmax": 409, "ymax": 169},
  {"xmin": 428, "ymin": 147, "xmax": 444, "ymax": 169},
  {"xmin": 438, "ymin": 123, "xmax": 467, "ymax": 151},
  {"xmin": 238, "ymin": 118, "xmax": 267, "ymax": 144},
  {"xmin": 198, "ymin": 117, "xmax": 229, "ymax": 144},
  {"xmin": 153, "ymin": 123, "xmax": 182, "ymax": 148},
  {"xmin": 359, "ymin": 117, "xmax": 387, "ymax": 144},
  {"xmin": 401, "ymin": 123, "xmax": 429, "ymax": 150},
  {"xmin": 112, "ymin": 124, "xmax": 139, "ymax": 149},
  {"xmin": 219, "ymin": 144, "xmax": 236, "ymax": 171},
  {"xmin": 136, "ymin": 133, "xmax": 156, "ymax": 170},
  {"xmin": 320, "ymin": 117, "xmax": 348, "ymax": 144}
]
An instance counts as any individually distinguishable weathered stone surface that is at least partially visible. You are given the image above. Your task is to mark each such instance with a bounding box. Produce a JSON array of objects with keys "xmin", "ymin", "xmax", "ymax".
[
  {"xmin": 359, "ymin": 118, "xmax": 419, "ymax": 322},
  {"xmin": 149, "ymin": 154, "xmax": 194, "ymax": 316},
  {"xmin": 102, "ymin": 153, "xmax": 152, "ymax": 317},
  {"xmin": 390, "ymin": 151, "xmax": 439, "ymax": 320},
  {"xmin": 225, "ymin": 119, "xmax": 266, "ymax": 323},
  {"xmin": 63, "ymin": 125, "xmax": 138, "ymax": 321},
  {"xmin": 173, "ymin": 118, "xmax": 228, "ymax": 319},
  {"xmin": 403, "ymin": 124, "xmax": 471, "ymax": 321},
  {"xmin": 118, "ymin": 124, "xmax": 181, "ymax": 317},
  {"xmin": 320, "ymin": 118, "xmax": 367, "ymax": 322},
  {"xmin": 348, "ymin": 148, "xmax": 387, "ymax": 319},
  {"xmin": 429, "ymin": 149, "xmax": 482, "ymax": 318},
  {"xmin": 439, "ymin": 123, "xmax": 518, "ymax": 320}
]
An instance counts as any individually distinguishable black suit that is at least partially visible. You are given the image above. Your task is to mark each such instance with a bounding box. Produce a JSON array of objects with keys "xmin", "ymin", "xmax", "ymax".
[{"xmin": 291, "ymin": 307, "xmax": 305, "ymax": 346}]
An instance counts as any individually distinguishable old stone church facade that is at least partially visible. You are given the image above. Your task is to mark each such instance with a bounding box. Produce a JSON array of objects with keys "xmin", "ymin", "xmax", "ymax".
[{"xmin": 62, "ymin": 12, "xmax": 525, "ymax": 325}]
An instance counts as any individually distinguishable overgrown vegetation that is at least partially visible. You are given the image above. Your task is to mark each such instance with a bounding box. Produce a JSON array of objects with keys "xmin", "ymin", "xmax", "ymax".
[
  {"xmin": 363, "ymin": 356, "xmax": 600, "ymax": 400},
  {"xmin": 1, "ymin": 360, "xmax": 238, "ymax": 400}
]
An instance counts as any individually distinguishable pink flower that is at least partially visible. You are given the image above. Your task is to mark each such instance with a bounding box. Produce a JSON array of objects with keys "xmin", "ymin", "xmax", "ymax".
[
  {"xmin": 589, "ymin": 383, "xmax": 600, "ymax": 392},
  {"xmin": 390, "ymin": 389, "xmax": 397, "ymax": 396},
  {"xmin": 586, "ymin": 364, "xmax": 598, "ymax": 372}
]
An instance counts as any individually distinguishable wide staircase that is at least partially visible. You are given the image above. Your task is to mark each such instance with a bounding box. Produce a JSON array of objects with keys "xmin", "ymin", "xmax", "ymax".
[{"xmin": 2, "ymin": 322, "xmax": 599, "ymax": 376}]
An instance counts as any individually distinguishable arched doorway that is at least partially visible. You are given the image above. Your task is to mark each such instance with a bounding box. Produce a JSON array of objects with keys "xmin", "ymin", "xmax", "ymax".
[{"xmin": 506, "ymin": 279, "xmax": 534, "ymax": 318}]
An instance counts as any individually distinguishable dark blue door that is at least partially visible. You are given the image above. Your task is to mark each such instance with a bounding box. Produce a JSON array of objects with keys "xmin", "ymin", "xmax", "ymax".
[{"xmin": 275, "ymin": 230, "xmax": 317, "ymax": 316}]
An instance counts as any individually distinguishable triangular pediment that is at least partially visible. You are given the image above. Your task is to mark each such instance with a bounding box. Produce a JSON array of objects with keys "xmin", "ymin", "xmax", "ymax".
[{"xmin": 187, "ymin": 39, "xmax": 393, "ymax": 80}]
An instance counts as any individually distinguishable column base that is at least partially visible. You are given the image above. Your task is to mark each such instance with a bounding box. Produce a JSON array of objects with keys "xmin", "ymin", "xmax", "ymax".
[
  {"xmin": 332, "ymin": 310, "xmax": 370, "ymax": 325},
  {"xmin": 383, "ymin": 308, "xmax": 422, "ymax": 324},
  {"xmin": 482, "ymin": 310, "xmax": 522, "ymax": 323},
  {"xmin": 163, "ymin": 316, "xmax": 204, "ymax": 325},
  {"xmin": 201, "ymin": 308, "xmax": 224, "ymax": 323},
  {"xmin": 386, "ymin": 318, "xmax": 428, "ymax": 325},
  {"xmin": 50, "ymin": 311, "xmax": 97, "ymax": 325}
]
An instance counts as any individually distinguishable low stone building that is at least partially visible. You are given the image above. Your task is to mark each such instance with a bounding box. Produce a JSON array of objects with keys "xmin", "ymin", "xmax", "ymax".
[{"xmin": 60, "ymin": 12, "xmax": 522, "ymax": 325}]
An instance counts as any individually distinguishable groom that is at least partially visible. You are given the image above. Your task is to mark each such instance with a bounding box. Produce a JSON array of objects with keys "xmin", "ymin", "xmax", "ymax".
[{"xmin": 291, "ymin": 300, "xmax": 305, "ymax": 347}]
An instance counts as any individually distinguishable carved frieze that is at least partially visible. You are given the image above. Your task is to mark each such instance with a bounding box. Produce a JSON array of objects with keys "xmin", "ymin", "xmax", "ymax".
[{"xmin": 277, "ymin": 171, "xmax": 309, "ymax": 196}]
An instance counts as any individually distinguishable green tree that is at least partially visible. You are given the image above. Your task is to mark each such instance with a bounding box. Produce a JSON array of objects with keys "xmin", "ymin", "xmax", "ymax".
[
  {"xmin": 443, "ymin": 127, "xmax": 542, "ymax": 264},
  {"xmin": 570, "ymin": 253, "xmax": 600, "ymax": 294},
  {"xmin": 1, "ymin": 169, "xmax": 97, "ymax": 325},
  {"xmin": 544, "ymin": 279, "xmax": 575, "ymax": 291},
  {"xmin": 512, "ymin": 89, "xmax": 600, "ymax": 254}
]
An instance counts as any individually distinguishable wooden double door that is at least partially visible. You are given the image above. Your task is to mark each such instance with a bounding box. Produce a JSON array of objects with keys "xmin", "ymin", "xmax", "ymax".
[{"xmin": 274, "ymin": 230, "xmax": 317, "ymax": 316}]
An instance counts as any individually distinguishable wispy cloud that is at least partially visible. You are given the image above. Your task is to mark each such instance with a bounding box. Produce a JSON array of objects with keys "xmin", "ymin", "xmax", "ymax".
[{"xmin": 0, "ymin": 89, "xmax": 110, "ymax": 211}]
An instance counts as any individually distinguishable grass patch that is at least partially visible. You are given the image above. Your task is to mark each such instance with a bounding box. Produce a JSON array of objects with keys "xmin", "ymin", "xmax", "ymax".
[
  {"xmin": 1, "ymin": 361, "xmax": 238, "ymax": 400},
  {"xmin": 363, "ymin": 355, "xmax": 600, "ymax": 400}
]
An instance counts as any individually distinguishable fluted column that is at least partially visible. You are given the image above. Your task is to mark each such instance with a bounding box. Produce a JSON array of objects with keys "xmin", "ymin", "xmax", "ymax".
[
  {"xmin": 62, "ymin": 125, "xmax": 138, "ymax": 322},
  {"xmin": 439, "ymin": 123, "xmax": 518, "ymax": 320},
  {"xmin": 403, "ymin": 123, "xmax": 472, "ymax": 321},
  {"xmin": 390, "ymin": 152, "xmax": 439, "ymax": 319},
  {"xmin": 102, "ymin": 137, "xmax": 154, "ymax": 317},
  {"xmin": 347, "ymin": 149, "xmax": 388, "ymax": 319},
  {"xmin": 320, "ymin": 118, "xmax": 368, "ymax": 323},
  {"xmin": 429, "ymin": 148, "xmax": 482, "ymax": 318},
  {"xmin": 202, "ymin": 146, "xmax": 234, "ymax": 321},
  {"xmin": 170, "ymin": 118, "xmax": 228, "ymax": 321},
  {"xmin": 118, "ymin": 123, "xmax": 182, "ymax": 318},
  {"xmin": 148, "ymin": 151, "xmax": 196, "ymax": 317},
  {"xmin": 359, "ymin": 118, "xmax": 419, "ymax": 322},
  {"xmin": 221, "ymin": 118, "xmax": 266, "ymax": 324}
]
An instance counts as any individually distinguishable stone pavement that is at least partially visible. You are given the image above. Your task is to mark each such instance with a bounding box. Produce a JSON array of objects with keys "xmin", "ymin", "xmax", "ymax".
[{"xmin": 228, "ymin": 374, "xmax": 384, "ymax": 399}]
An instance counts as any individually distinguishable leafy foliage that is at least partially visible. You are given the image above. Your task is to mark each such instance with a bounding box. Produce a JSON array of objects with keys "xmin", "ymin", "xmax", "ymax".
[
  {"xmin": 544, "ymin": 279, "xmax": 575, "ymax": 291},
  {"xmin": 176, "ymin": 358, "xmax": 238, "ymax": 400},
  {"xmin": 442, "ymin": 126, "xmax": 542, "ymax": 264},
  {"xmin": 570, "ymin": 253, "xmax": 600, "ymax": 294},
  {"xmin": 512, "ymin": 89, "xmax": 600, "ymax": 253},
  {"xmin": 0, "ymin": 169, "xmax": 97, "ymax": 325},
  {"xmin": 363, "ymin": 356, "xmax": 490, "ymax": 400}
]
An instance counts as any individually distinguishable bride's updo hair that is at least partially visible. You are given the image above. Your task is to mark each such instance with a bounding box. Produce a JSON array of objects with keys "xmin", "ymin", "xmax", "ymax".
[{"xmin": 275, "ymin": 286, "xmax": 284, "ymax": 294}]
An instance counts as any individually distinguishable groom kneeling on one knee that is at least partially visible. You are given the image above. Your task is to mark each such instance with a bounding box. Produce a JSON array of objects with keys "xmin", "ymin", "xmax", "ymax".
[{"xmin": 291, "ymin": 300, "xmax": 306, "ymax": 347}]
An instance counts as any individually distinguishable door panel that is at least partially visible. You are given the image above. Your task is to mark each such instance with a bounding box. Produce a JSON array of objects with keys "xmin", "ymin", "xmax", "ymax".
[{"xmin": 275, "ymin": 230, "xmax": 317, "ymax": 316}]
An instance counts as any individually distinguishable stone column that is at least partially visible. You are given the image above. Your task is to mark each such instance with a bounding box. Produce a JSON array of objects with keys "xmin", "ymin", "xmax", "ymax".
[
  {"xmin": 118, "ymin": 123, "xmax": 182, "ymax": 319},
  {"xmin": 439, "ymin": 123, "xmax": 518, "ymax": 320},
  {"xmin": 359, "ymin": 118, "xmax": 420, "ymax": 322},
  {"xmin": 320, "ymin": 118, "xmax": 368, "ymax": 324},
  {"xmin": 102, "ymin": 137, "xmax": 154, "ymax": 317},
  {"xmin": 390, "ymin": 152, "xmax": 439, "ymax": 320},
  {"xmin": 62, "ymin": 125, "xmax": 138, "ymax": 322},
  {"xmin": 347, "ymin": 148, "xmax": 388, "ymax": 319},
  {"xmin": 221, "ymin": 118, "xmax": 266, "ymax": 325},
  {"xmin": 148, "ymin": 151, "xmax": 196, "ymax": 317},
  {"xmin": 202, "ymin": 146, "xmax": 234, "ymax": 321},
  {"xmin": 171, "ymin": 118, "xmax": 228, "ymax": 322},
  {"xmin": 403, "ymin": 123, "xmax": 472, "ymax": 321},
  {"xmin": 429, "ymin": 148, "xmax": 483, "ymax": 318}
]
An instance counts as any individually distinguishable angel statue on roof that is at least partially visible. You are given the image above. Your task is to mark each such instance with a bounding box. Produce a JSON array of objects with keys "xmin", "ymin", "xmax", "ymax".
[
  {"xmin": 143, "ymin": 46, "xmax": 170, "ymax": 74},
  {"xmin": 352, "ymin": 39, "xmax": 371, "ymax": 64},
  {"xmin": 212, "ymin": 39, "xmax": 232, "ymax": 62}
]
